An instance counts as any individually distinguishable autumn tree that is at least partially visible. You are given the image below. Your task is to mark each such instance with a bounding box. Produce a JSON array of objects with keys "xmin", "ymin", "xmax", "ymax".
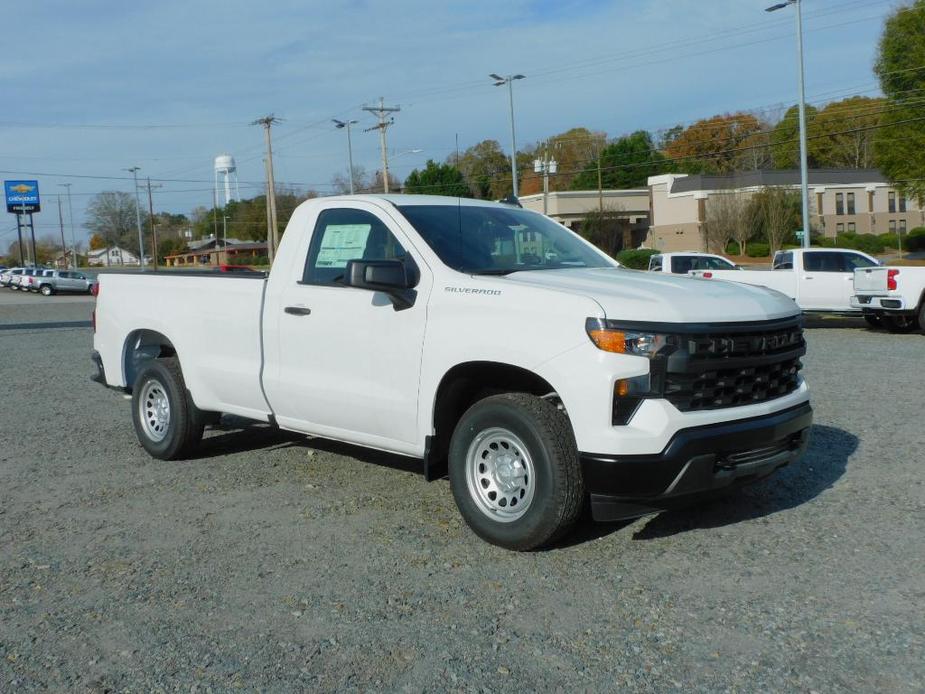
[
  {"xmin": 873, "ymin": 0, "xmax": 925, "ymax": 201},
  {"xmin": 664, "ymin": 113, "xmax": 764, "ymax": 174},
  {"xmin": 518, "ymin": 127, "xmax": 607, "ymax": 195},
  {"xmin": 814, "ymin": 96, "xmax": 885, "ymax": 168},
  {"xmin": 770, "ymin": 105, "xmax": 819, "ymax": 169}
]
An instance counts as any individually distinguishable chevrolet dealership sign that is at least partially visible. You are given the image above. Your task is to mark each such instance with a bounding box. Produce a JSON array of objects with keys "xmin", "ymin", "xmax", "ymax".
[{"xmin": 5, "ymin": 180, "xmax": 41, "ymax": 214}]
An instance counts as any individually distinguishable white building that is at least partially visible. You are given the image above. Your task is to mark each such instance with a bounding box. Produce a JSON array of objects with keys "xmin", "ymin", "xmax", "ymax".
[{"xmin": 87, "ymin": 246, "xmax": 141, "ymax": 267}]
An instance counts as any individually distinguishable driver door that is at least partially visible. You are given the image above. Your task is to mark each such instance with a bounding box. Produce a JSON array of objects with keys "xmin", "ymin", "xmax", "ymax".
[{"xmin": 264, "ymin": 204, "xmax": 431, "ymax": 452}]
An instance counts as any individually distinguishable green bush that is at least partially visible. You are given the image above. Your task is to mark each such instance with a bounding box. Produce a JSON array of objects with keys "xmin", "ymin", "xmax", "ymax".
[
  {"xmin": 847, "ymin": 234, "xmax": 885, "ymax": 254},
  {"xmin": 725, "ymin": 241, "xmax": 741, "ymax": 255},
  {"xmin": 225, "ymin": 254, "xmax": 268, "ymax": 266},
  {"xmin": 907, "ymin": 227, "xmax": 925, "ymax": 252},
  {"xmin": 616, "ymin": 248, "xmax": 659, "ymax": 269},
  {"xmin": 746, "ymin": 242, "xmax": 770, "ymax": 258},
  {"xmin": 878, "ymin": 233, "xmax": 899, "ymax": 249}
]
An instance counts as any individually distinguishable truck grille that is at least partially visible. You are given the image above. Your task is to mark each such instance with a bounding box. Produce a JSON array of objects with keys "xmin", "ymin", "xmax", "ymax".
[{"xmin": 659, "ymin": 320, "xmax": 805, "ymax": 413}]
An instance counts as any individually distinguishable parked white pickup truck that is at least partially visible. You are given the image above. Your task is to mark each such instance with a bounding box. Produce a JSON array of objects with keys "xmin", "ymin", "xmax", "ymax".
[
  {"xmin": 690, "ymin": 248, "xmax": 880, "ymax": 314},
  {"xmin": 852, "ymin": 265, "xmax": 925, "ymax": 333},
  {"xmin": 648, "ymin": 252, "xmax": 739, "ymax": 274},
  {"xmin": 91, "ymin": 195, "xmax": 812, "ymax": 550}
]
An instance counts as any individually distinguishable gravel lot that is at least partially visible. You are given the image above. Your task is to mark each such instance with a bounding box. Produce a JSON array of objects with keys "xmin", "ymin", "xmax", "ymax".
[{"xmin": 1, "ymin": 295, "xmax": 923, "ymax": 692}]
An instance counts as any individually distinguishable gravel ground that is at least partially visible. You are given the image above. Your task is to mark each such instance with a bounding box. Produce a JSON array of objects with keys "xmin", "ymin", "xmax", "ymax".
[{"xmin": 1, "ymin": 299, "xmax": 923, "ymax": 692}]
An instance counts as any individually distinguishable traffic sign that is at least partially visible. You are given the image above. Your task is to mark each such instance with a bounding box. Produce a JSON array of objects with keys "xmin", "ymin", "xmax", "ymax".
[{"xmin": 5, "ymin": 180, "xmax": 41, "ymax": 214}]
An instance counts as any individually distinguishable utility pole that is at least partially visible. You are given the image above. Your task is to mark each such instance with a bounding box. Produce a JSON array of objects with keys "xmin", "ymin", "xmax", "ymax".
[
  {"xmin": 57, "ymin": 183, "xmax": 77, "ymax": 267},
  {"xmin": 263, "ymin": 158, "xmax": 273, "ymax": 262},
  {"xmin": 596, "ymin": 148, "xmax": 604, "ymax": 214},
  {"xmin": 333, "ymin": 119, "xmax": 359, "ymax": 194},
  {"xmin": 124, "ymin": 166, "xmax": 145, "ymax": 270},
  {"xmin": 146, "ymin": 178, "xmax": 160, "ymax": 271},
  {"xmin": 57, "ymin": 195, "xmax": 68, "ymax": 268},
  {"xmin": 14, "ymin": 213, "xmax": 25, "ymax": 266},
  {"xmin": 253, "ymin": 115, "xmax": 281, "ymax": 262},
  {"xmin": 490, "ymin": 73, "xmax": 526, "ymax": 199},
  {"xmin": 533, "ymin": 143, "xmax": 558, "ymax": 216},
  {"xmin": 363, "ymin": 98, "xmax": 401, "ymax": 193}
]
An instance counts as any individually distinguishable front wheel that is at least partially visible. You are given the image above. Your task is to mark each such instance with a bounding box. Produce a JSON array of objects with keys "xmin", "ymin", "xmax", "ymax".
[
  {"xmin": 40, "ymin": 284, "xmax": 53, "ymax": 296},
  {"xmin": 448, "ymin": 393, "xmax": 584, "ymax": 551},
  {"xmin": 131, "ymin": 357, "xmax": 204, "ymax": 460}
]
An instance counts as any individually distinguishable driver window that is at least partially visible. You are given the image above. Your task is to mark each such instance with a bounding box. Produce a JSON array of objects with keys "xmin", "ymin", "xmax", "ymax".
[{"xmin": 303, "ymin": 208, "xmax": 406, "ymax": 285}]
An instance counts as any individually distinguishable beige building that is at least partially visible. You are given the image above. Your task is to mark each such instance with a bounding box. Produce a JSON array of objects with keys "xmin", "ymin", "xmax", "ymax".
[
  {"xmin": 519, "ymin": 189, "xmax": 650, "ymax": 238},
  {"xmin": 647, "ymin": 169, "xmax": 925, "ymax": 253}
]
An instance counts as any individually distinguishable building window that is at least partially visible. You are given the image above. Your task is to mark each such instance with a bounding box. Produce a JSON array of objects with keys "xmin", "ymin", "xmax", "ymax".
[
  {"xmin": 847, "ymin": 222, "xmax": 856, "ymax": 232},
  {"xmin": 836, "ymin": 223, "xmax": 844, "ymax": 233},
  {"xmin": 889, "ymin": 191, "xmax": 896, "ymax": 213},
  {"xmin": 900, "ymin": 219, "xmax": 907, "ymax": 233},
  {"xmin": 899, "ymin": 194, "xmax": 907, "ymax": 213},
  {"xmin": 835, "ymin": 193, "xmax": 844, "ymax": 215},
  {"xmin": 846, "ymin": 192, "xmax": 855, "ymax": 215},
  {"xmin": 889, "ymin": 220, "xmax": 897, "ymax": 232}
]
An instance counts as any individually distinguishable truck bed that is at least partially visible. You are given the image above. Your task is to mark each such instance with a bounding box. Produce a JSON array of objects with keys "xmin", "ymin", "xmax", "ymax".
[{"xmin": 94, "ymin": 272, "xmax": 272, "ymax": 421}]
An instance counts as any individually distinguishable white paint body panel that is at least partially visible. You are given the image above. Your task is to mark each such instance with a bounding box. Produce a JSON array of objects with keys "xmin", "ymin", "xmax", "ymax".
[
  {"xmin": 852, "ymin": 265, "xmax": 925, "ymax": 313},
  {"xmin": 94, "ymin": 194, "xmax": 810, "ymax": 460}
]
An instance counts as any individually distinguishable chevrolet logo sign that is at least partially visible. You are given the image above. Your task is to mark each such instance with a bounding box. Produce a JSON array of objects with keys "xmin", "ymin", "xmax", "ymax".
[{"xmin": 9, "ymin": 183, "xmax": 34, "ymax": 194}]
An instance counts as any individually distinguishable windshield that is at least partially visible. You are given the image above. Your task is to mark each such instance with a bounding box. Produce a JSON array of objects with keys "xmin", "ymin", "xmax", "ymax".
[{"xmin": 396, "ymin": 204, "xmax": 612, "ymax": 274}]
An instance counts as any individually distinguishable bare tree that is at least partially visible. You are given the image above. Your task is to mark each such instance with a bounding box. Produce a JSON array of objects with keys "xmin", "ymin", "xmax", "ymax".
[
  {"xmin": 330, "ymin": 165, "xmax": 371, "ymax": 195},
  {"xmin": 760, "ymin": 186, "xmax": 798, "ymax": 254},
  {"xmin": 85, "ymin": 191, "xmax": 140, "ymax": 259},
  {"xmin": 580, "ymin": 204, "xmax": 628, "ymax": 257},
  {"xmin": 705, "ymin": 191, "xmax": 752, "ymax": 254}
]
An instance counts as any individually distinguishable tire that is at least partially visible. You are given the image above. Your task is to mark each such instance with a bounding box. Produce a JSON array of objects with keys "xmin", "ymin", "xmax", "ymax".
[
  {"xmin": 882, "ymin": 314, "xmax": 919, "ymax": 334},
  {"xmin": 131, "ymin": 357, "xmax": 204, "ymax": 460},
  {"xmin": 448, "ymin": 393, "xmax": 584, "ymax": 551},
  {"xmin": 863, "ymin": 314, "xmax": 882, "ymax": 329},
  {"xmin": 39, "ymin": 284, "xmax": 53, "ymax": 296},
  {"xmin": 919, "ymin": 301, "xmax": 925, "ymax": 336}
]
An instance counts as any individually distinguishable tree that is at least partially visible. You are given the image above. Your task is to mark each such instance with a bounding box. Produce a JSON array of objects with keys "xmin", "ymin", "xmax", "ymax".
[
  {"xmin": 749, "ymin": 187, "xmax": 799, "ymax": 254},
  {"xmin": 579, "ymin": 205, "xmax": 627, "ymax": 257},
  {"xmin": 665, "ymin": 113, "xmax": 764, "ymax": 174},
  {"xmin": 88, "ymin": 233, "xmax": 107, "ymax": 250},
  {"xmin": 404, "ymin": 160, "xmax": 471, "ymax": 197},
  {"xmin": 571, "ymin": 131, "xmax": 670, "ymax": 191},
  {"xmin": 519, "ymin": 127, "xmax": 607, "ymax": 195},
  {"xmin": 85, "ymin": 191, "xmax": 140, "ymax": 256},
  {"xmin": 814, "ymin": 96, "xmax": 885, "ymax": 169},
  {"xmin": 330, "ymin": 165, "xmax": 372, "ymax": 195},
  {"xmin": 451, "ymin": 139, "xmax": 511, "ymax": 199},
  {"xmin": 873, "ymin": 0, "xmax": 925, "ymax": 201},
  {"xmin": 704, "ymin": 192, "xmax": 751, "ymax": 254},
  {"xmin": 770, "ymin": 105, "xmax": 819, "ymax": 169}
]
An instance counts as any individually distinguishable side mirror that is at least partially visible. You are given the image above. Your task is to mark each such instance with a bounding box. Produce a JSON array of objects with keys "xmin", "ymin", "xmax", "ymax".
[{"xmin": 344, "ymin": 259, "xmax": 418, "ymax": 310}]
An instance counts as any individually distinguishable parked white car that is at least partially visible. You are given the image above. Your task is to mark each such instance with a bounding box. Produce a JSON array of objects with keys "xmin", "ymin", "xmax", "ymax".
[
  {"xmin": 92, "ymin": 195, "xmax": 812, "ymax": 550},
  {"xmin": 690, "ymin": 248, "xmax": 880, "ymax": 313},
  {"xmin": 852, "ymin": 265, "xmax": 925, "ymax": 333},
  {"xmin": 648, "ymin": 252, "xmax": 739, "ymax": 274}
]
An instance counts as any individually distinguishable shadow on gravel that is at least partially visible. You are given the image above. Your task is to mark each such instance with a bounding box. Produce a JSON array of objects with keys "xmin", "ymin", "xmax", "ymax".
[
  {"xmin": 630, "ymin": 424, "xmax": 857, "ymax": 540},
  {"xmin": 802, "ymin": 316, "xmax": 869, "ymax": 330}
]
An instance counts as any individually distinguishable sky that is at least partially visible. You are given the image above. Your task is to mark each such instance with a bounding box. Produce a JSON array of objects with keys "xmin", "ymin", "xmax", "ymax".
[{"xmin": 0, "ymin": 0, "xmax": 902, "ymax": 246}]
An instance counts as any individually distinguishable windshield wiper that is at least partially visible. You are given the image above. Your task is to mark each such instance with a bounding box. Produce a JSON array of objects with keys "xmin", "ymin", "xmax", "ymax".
[{"xmin": 468, "ymin": 269, "xmax": 516, "ymax": 276}]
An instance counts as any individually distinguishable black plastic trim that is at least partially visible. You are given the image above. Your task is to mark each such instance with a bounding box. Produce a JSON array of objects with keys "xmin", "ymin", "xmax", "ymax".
[
  {"xmin": 582, "ymin": 402, "xmax": 812, "ymax": 520},
  {"xmin": 598, "ymin": 315, "xmax": 802, "ymax": 335}
]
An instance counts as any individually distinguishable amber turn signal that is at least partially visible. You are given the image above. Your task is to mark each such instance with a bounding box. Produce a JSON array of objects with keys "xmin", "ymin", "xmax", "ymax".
[{"xmin": 587, "ymin": 329, "xmax": 626, "ymax": 353}]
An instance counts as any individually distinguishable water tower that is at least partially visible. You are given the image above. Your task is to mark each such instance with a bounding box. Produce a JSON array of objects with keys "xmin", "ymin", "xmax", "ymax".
[{"xmin": 214, "ymin": 154, "xmax": 239, "ymax": 206}]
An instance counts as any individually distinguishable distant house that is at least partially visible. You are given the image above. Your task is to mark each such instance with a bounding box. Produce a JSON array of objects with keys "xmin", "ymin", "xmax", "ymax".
[
  {"xmin": 163, "ymin": 237, "xmax": 267, "ymax": 267},
  {"xmin": 87, "ymin": 246, "xmax": 140, "ymax": 267},
  {"xmin": 52, "ymin": 249, "xmax": 87, "ymax": 269}
]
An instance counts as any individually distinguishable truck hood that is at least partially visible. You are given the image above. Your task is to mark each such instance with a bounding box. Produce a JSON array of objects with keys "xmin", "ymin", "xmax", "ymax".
[{"xmin": 501, "ymin": 267, "xmax": 799, "ymax": 323}]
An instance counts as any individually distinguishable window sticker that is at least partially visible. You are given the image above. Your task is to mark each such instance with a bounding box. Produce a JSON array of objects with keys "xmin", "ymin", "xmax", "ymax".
[{"xmin": 315, "ymin": 224, "xmax": 371, "ymax": 268}]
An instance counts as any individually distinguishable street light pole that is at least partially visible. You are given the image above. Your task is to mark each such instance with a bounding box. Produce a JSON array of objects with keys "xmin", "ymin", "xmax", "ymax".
[
  {"xmin": 767, "ymin": 0, "xmax": 810, "ymax": 249},
  {"xmin": 333, "ymin": 119, "xmax": 359, "ymax": 194},
  {"xmin": 124, "ymin": 166, "xmax": 145, "ymax": 269},
  {"xmin": 490, "ymin": 73, "xmax": 525, "ymax": 199}
]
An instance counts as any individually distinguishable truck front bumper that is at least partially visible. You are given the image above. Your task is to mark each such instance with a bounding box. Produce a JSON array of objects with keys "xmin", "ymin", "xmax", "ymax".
[{"xmin": 581, "ymin": 402, "xmax": 812, "ymax": 521}]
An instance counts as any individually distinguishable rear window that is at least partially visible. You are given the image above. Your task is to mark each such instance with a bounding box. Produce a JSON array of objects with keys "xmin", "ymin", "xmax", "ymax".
[
  {"xmin": 773, "ymin": 252, "xmax": 793, "ymax": 270},
  {"xmin": 648, "ymin": 255, "xmax": 662, "ymax": 271}
]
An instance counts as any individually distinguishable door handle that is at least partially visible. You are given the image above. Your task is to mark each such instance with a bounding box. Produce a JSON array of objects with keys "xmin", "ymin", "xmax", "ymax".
[
  {"xmin": 803, "ymin": 276, "xmax": 813, "ymax": 280},
  {"xmin": 284, "ymin": 306, "xmax": 312, "ymax": 316}
]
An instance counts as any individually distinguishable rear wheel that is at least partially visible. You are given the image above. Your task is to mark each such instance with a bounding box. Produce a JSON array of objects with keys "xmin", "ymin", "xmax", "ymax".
[
  {"xmin": 448, "ymin": 393, "xmax": 584, "ymax": 551},
  {"xmin": 863, "ymin": 314, "xmax": 882, "ymax": 329},
  {"xmin": 882, "ymin": 314, "xmax": 919, "ymax": 334},
  {"xmin": 131, "ymin": 357, "xmax": 204, "ymax": 460}
]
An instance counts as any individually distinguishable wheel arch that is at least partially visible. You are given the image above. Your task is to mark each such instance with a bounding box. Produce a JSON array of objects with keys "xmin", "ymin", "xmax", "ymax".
[
  {"xmin": 425, "ymin": 360, "xmax": 566, "ymax": 480},
  {"xmin": 122, "ymin": 329, "xmax": 178, "ymax": 392}
]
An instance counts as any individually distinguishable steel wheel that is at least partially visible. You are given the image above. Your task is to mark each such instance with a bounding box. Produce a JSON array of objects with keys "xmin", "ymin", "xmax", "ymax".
[
  {"xmin": 40, "ymin": 285, "xmax": 52, "ymax": 296},
  {"xmin": 465, "ymin": 427, "xmax": 536, "ymax": 522},
  {"xmin": 138, "ymin": 378, "xmax": 171, "ymax": 442}
]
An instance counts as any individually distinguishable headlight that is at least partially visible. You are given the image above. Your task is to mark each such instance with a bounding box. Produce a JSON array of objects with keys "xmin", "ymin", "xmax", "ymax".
[{"xmin": 585, "ymin": 318, "xmax": 671, "ymax": 357}]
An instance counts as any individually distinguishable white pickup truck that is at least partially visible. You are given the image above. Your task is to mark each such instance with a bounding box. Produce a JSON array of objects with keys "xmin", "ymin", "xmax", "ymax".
[
  {"xmin": 852, "ymin": 265, "xmax": 925, "ymax": 333},
  {"xmin": 647, "ymin": 252, "xmax": 739, "ymax": 274},
  {"xmin": 690, "ymin": 248, "xmax": 880, "ymax": 314},
  {"xmin": 91, "ymin": 195, "xmax": 812, "ymax": 550}
]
